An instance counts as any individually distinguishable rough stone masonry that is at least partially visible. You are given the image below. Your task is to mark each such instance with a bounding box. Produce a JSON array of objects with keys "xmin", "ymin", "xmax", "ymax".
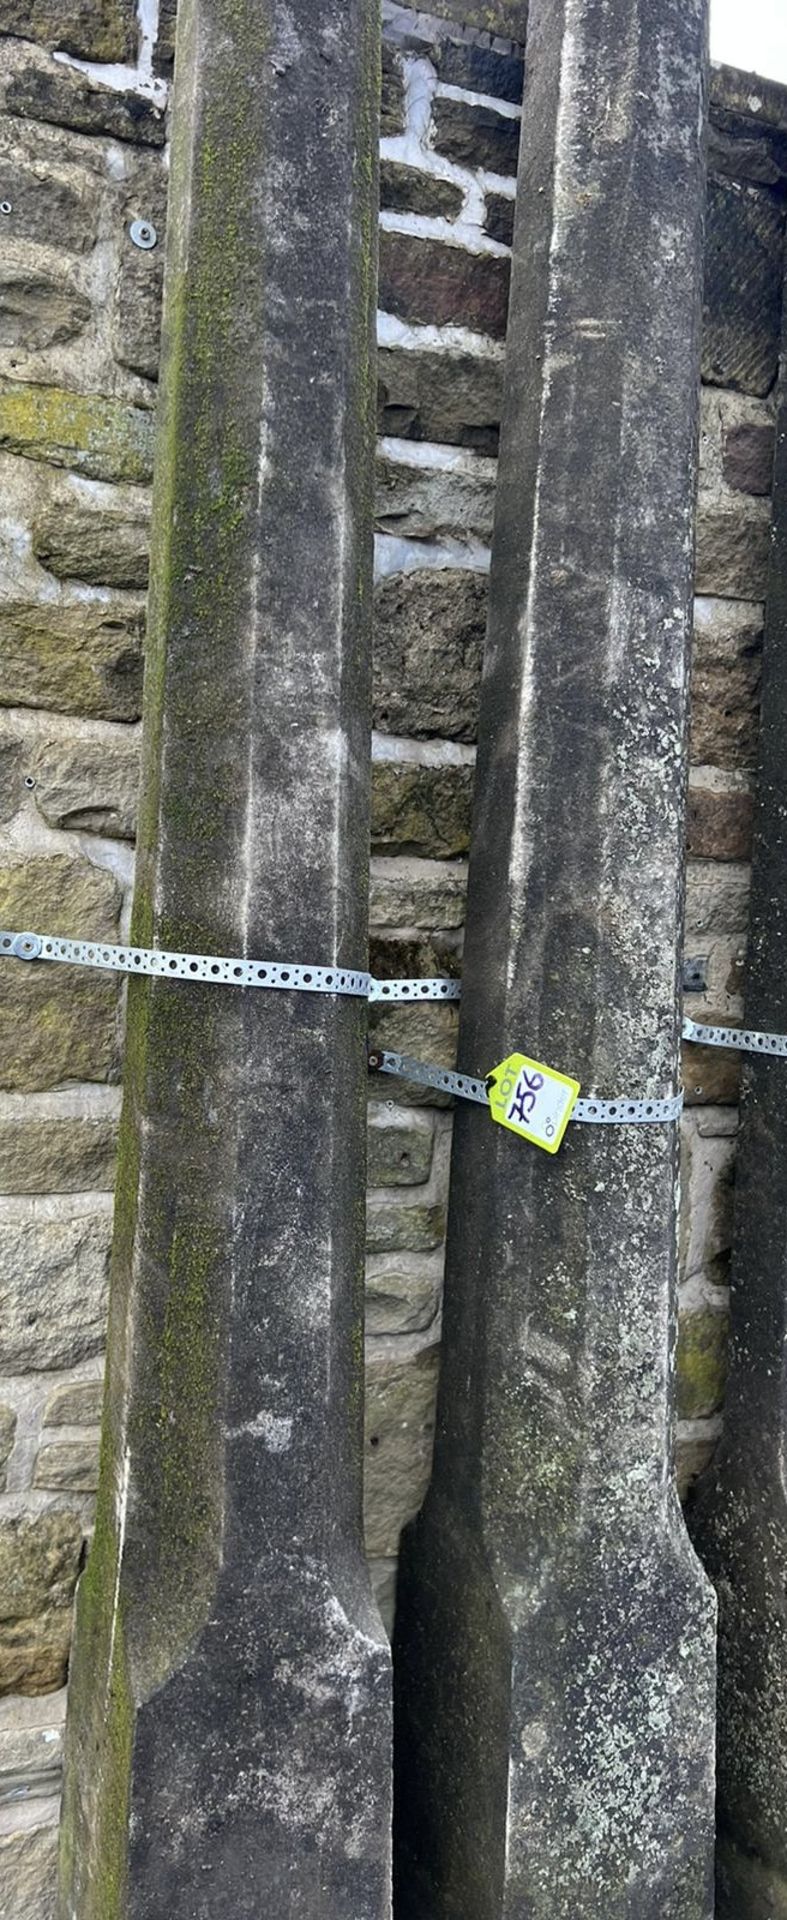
[
  {"xmin": 0, "ymin": 0, "xmax": 786, "ymax": 1914},
  {"xmin": 691, "ymin": 227, "xmax": 787, "ymax": 1918}
]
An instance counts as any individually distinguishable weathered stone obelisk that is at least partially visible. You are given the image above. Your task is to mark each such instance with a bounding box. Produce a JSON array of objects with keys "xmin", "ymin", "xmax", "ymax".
[
  {"xmin": 690, "ymin": 268, "xmax": 787, "ymax": 1919},
  {"xmin": 59, "ymin": 3, "xmax": 390, "ymax": 1915},
  {"xmin": 393, "ymin": 1, "xmax": 716, "ymax": 1915}
]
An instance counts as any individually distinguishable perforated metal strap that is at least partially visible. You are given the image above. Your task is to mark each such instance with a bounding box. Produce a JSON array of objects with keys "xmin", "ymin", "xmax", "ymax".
[
  {"xmin": 0, "ymin": 930, "xmax": 461, "ymax": 1004},
  {"xmin": 367, "ymin": 1048, "xmax": 684, "ymax": 1125},
  {"xmin": 682, "ymin": 1015, "xmax": 787, "ymax": 1058}
]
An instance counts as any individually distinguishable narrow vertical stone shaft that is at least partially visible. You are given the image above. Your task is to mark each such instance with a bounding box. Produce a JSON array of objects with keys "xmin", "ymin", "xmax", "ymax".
[
  {"xmin": 690, "ymin": 266, "xmax": 787, "ymax": 1920},
  {"xmin": 59, "ymin": 3, "xmax": 390, "ymax": 1915},
  {"xmin": 393, "ymin": 2, "xmax": 715, "ymax": 1916}
]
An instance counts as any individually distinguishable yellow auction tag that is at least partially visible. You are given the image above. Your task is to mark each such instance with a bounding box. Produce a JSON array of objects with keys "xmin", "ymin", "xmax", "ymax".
[{"xmin": 486, "ymin": 1052, "xmax": 580, "ymax": 1154}]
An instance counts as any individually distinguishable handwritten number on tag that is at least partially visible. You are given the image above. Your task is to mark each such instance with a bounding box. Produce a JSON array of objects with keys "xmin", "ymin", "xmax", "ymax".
[
  {"xmin": 507, "ymin": 1070, "xmax": 544, "ymax": 1125},
  {"xmin": 487, "ymin": 1051, "xmax": 580, "ymax": 1154}
]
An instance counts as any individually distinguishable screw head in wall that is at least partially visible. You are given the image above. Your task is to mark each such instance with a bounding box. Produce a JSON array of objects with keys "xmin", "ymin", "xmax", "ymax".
[{"xmin": 129, "ymin": 219, "xmax": 158, "ymax": 251}]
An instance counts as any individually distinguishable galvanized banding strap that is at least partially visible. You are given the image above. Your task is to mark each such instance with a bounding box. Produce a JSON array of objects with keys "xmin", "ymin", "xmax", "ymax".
[
  {"xmin": 367, "ymin": 1049, "xmax": 685, "ymax": 1126},
  {"xmin": 12, "ymin": 934, "xmax": 773, "ymax": 1123},
  {"xmin": 0, "ymin": 930, "xmax": 461, "ymax": 1004},
  {"xmin": 682, "ymin": 1015, "xmax": 787, "ymax": 1057}
]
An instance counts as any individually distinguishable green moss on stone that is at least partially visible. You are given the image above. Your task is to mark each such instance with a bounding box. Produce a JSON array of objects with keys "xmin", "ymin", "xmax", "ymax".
[
  {"xmin": 677, "ymin": 1307, "xmax": 729, "ymax": 1419},
  {"xmin": 59, "ymin": 1426, "xmax": 133, "ymax": 1920},
  {"xmin": 0, "ymin": 384, "xmax": 155, "ymax": 484}
]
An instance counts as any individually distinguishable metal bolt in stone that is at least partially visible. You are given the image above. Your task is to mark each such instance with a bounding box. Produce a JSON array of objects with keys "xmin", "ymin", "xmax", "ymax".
[
  {"xmin": 129, "ymin": 218, "xmax": 158, "ymax": 250},
  {"xmin": 0, "ymin": 201, "xmax": 11, "ymax": 215}
]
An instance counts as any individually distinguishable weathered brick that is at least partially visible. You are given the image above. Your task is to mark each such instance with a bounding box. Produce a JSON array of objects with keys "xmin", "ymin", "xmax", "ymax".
[
  {"xmin": 0, "ymin": 1100, "xmax": 119, "ymax": 1193},
  {"xmin": 677, "ymin": 1308, "xmax": 729, "ymax": 1419},
  {"xmin": 708, "ymin": 120, "xmax": 787, "ymax": 190},
  {"xmin": 381, "ymin": 43, "xmax": 405, "ymax": 136},
  {"xmin": 686, "ymin": 784, "xmax": 754, "ymax": 861},
  {"xmin": 369, "ymin": 856, "xmax": 468, "ymax": 929},
  {"xmin": 368, "ymin": 1001, "xmax": 459, "ymax": 1098},
  {"xmin": 702, "ymin": 177, "xmax": 785, "ymax": 396},
  {"xmin": 0, "ymin": 1685, "xmax": 66, "ymax": 1786},
  {"xmin": 0, "ymin": 1510, "xmax": 83, "ymax": 1695},
  {"xmin": 0, "ymin": 0, "xmax": 137, "ymax": 62},
  {"xmin": 367, "ymin": 1106, "xmax": 434, "ymax": 1186},
  {"xmin": 12, "ymin": 716, "xmax": 142, "ymax": 838},
  {"xmin": 0, "ymin": 1404, "xmax": 16, "ymax": 1492},
  {"xmin": 0, "ymin": 851, "xmax": 121, "ymax": 942},
  {"xmin": 377, "ymin": 342, "xmax": 503, "ymax": 452},
  {"xmin": 682, "ymin": 1036, "xmax": 741, "ymax": 1106},
  {"xmin": 431, "ymin": 95, "xmax": 520, "ymax": 177},
  {"xmin": 0, "ymin": 1810, "xmax": 60, "ymax": 1915},
  {"xmin": 366, "ymin": 1199, "xmax": 446, "ymax": 1254},
  {"xmin": 676, "ymin": 1423, "xmax": 719, "ymax": 1501},
  {"xmin": 0, "ymin": 855, "xmax": 122, "ymax": 1092},
  {"xmin": 375, "ymin": 453, "xmax": 496, "ymax": 545},
  {"xmin": 113, "ymin": 162, "xmax": 166, "ymax": 380},
  {"xmin": 380, "ymin": 161, "xmax": 463, "ymax": 221},
  {"xmin": 0, "ymin": 1205, "xmax": 112, "ymax": 1369},
  {"xmin": 694, "ymin": 499, "xmax": 770, "ymax": 600},
  {"xmin": 363, "ymin": 1340, "xmax": 439, "ymax": 1557},
  {"xmin": 1, "ymin": 37, "xmax": 166, "ymax": 146},
  {"xmin": 432, "ymin": 38, "xmax": 524, "ymax": 104},
  {"xmin": 44, "ymin": 1379, "xmax": 103, "ymax": 1426},
  {"xmin": 484, "ymin": 190, "xmax": 515, "ymax": 247},
  {"xmin": 0, "ymin": 964, "xmax": 120, "ymax": 1091},
  {"xmin": 721, "ymin": 417, "xmax": 775, "ymax": 495},
  {"xmin": 679, "ymin": 1117, "xmax": 736, "ymax": 1292},
  {"xmin": 0, "ymin": 596, "xmax": 145, "ymax": 720},
  {"xmin": 374, "ymin": 569, "xmax": 486, "ymax": 739},
  {"xmin": 0, "ymin": 382, "xmax": 155, "ymax": 482},
  {"xmin": 34, "ymin": 1434, "xmax": 100, "ymax": 1492},
  {"xmin": 32, "ymin": 495, "xmax": 150, "ymax": 589},
  {"xmin": 365, "ymin": 1257, "xmax": 441, "ymax": 1336},
  {"xmin": 411, "ymin": 0, "xmax": 527, "ymax": 35},
  {"xmin": 684, "ymin": 860, "xmax": 750, "ymax": 936},
  {"xmin": 371, "ymin": 757, "xmax": 474, "ymax": 858},
  {"xmin": 0, "ymin": 726, "xmax": 24, "ymax": 825},
  {"xmin": 379, "ymin": 230, "xmax": 510, "ymax": 338},
  {"xmin": 0, "ymin": 260, "xmax": 90, "ymax": 352},
  {"xmin": 690, "ymin": 598, "xmax": 762, "ymax": 771},
  {"xmin": 369, "ymin": 929, "xmax": 459, "ymax": 985},
  {"xmin": 0, "ymin": 127, "xmax": 100, "ymax": 256},
  {"xmin": 153, "ymin": 0, "xmax": 177, "ymax": 74}
]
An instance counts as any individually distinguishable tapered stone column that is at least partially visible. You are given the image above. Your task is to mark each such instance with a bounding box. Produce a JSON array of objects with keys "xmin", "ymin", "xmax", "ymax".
[
  {"xmin": 58, "ymin": 3, "xmax": 389, "ymax": 1915},
  {"xmin": 690, "ymin": 267, "xmax": 787, "ymax": 1919},
  {"xmin": 393, "ymin": 2, "xmax": 715, "ymax": 1915}
]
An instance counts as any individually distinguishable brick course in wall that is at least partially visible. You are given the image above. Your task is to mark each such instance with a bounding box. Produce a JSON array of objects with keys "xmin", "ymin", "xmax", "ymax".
[{"xmin": 0, "ymin": 1, "xmax": 785, "ymax": 1910}]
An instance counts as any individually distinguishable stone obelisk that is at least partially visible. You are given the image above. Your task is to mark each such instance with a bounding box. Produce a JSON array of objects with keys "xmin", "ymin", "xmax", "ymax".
[
  {"xmin": 691, "ymin": 260, "xmax": 787, "ymax": 1918},
  {"xmin": 59, "ymin": 3, "xmax": 390, "ymax": 1914},
  {"xmin": 393, "ymin": 1, "xmax": 716, "ymax": 1914}
]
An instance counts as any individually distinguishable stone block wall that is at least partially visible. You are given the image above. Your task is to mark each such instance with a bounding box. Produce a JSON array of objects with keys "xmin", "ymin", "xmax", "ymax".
[
  {"xmin": 0, "ymin": 8, "xmax": 166, "ymax": 1908},
  {"xmin": 680, "ymin": 67, "xmax": 787, "ymax": 1494},
  {"xmin": 0, "ymin": 2, "xmax": 785, "ymax": 1911}
]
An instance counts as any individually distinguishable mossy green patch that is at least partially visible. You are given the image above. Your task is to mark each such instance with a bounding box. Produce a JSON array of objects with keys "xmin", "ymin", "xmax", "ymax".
[
  {"xmin": 0, "ymin": 384, "xmax": 155, "ymax": 484},
  {"xmin": 677, "ymin": 1306, "xmax": 729, "ymax": 1419}
]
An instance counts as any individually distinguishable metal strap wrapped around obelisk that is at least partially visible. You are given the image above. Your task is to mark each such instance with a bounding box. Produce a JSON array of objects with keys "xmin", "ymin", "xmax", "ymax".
[
  {"xmin": 58, "ymin": 3, "xmax": 391, "ymax": 1913},
  {"xmin": 392, "ymin": 1, "xmax": 716, "ymax": 1913}
]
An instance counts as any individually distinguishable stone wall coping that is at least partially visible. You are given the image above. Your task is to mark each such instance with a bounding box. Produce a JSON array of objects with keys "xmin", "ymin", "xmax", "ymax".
[{"xmin": 711, "ymin": 61, "xmax": 787, "ymax": 137}]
